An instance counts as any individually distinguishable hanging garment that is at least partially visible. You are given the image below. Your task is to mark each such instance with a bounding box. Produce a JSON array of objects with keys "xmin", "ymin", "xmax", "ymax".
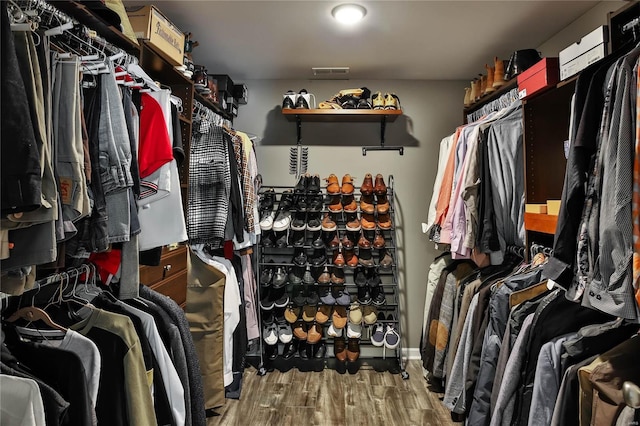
[{"xmin": 0, "ymin": 374, "xmax": 46, "ymax": 426}]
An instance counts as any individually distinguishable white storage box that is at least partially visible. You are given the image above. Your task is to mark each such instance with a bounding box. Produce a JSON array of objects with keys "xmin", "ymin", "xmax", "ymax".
[{"xmin": 559, "ymin": 26, "xmax": 608, "ymax": 80}]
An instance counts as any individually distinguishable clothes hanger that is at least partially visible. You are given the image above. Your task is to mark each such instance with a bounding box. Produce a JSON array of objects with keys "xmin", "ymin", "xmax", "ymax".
[{"xmin": 6, "ymin": 287, "xmax": 67, "ymax": 333}]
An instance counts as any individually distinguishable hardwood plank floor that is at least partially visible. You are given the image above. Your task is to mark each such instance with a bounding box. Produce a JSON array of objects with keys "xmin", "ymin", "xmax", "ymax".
[{"xmin": 207, "ymin": 360, "xmax": 461, "ymax": 426}]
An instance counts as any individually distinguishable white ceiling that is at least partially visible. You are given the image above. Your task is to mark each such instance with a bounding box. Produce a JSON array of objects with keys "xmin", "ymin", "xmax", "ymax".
[{"xmin": 125, "ymin": 1, "xmax": 606, "ymax": 81}]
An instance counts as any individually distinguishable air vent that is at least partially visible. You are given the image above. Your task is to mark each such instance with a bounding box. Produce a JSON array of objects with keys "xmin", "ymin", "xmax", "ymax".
[{"xmin": 312, "ymin": 67, "xmax": 350, "ymax": 76}]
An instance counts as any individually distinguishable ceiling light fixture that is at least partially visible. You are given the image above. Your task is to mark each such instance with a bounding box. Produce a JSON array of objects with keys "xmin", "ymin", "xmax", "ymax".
[{"xmin": 331, "ymin": 4, "xmax": 367, "ymax": 25}]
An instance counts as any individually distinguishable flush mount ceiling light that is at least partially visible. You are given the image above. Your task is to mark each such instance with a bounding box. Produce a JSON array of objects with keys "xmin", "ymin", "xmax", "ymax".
[{"xmin": 331, "ymin": 4, "xmax": 367, "ymax": 25}]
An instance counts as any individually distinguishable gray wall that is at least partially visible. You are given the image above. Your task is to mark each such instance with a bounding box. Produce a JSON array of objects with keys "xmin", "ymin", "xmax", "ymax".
[{"xmin": 234, "ymin": 80, "xmax": 465, "ymax": 350}]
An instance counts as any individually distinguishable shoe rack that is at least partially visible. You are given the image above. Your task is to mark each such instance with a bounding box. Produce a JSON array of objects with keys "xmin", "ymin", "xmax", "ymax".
[{"xmin": 253, "ymin": 174, "xmax": 409, "ymax": 379}]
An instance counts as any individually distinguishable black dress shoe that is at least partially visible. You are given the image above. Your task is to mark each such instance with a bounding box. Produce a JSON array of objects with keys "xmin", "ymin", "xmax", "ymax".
[
  {"xmin": 292, "ymin": 285, "xmax": 307, "ymax": 308},
  {"xmin": 266, "ymin": 343, "xmax": 279, "ymax": 360},
  {"xmin": 262, "ymin": 231, "xmax": 276, "ymax": 247},
  {"xmin": 371, "ymin": 286, "xmax": 386, "ymax": 306},
  {"xmin": 260, "ymin": 265, "xmax": 274, "ymax": 287},
  {"xmin": 306, "ymin": 285, "xmax": 320, "ymax": 306},
  {"xmin": 310, "ymin": 248, "xmax": 326, "ymax": 267},
  {"xmin": 308, "ymin": 175, "xmax": 321, "ymax": 193},
  {"xmin": 283, "ymin": 341, "xmax": 297, "ymax": 360},
  {"xmin": 291, "ymin": 212, "xmax": 307, "ymax": 231},
  {"xmin": 307, "ymin": 195, "xmax": 323, "ymax": 213},
  {"xmin": 275, "ymin": 232, "xmax": 288, "ymax": 248},
  {"xmin": 290, "ymin": 230, "xmax": 306, "ymax": 247},
  {"xmin": 298, "ymin": 341, "xmax": 309, "ymax": 359},
  {"xmin": 295, "ymin": 89, "xmax": 309, "ymax": 109},
  {"xmin": 311, "ymin": 232, "xmax": 324, "ymax": 249},
  {"xmin": 282, "ymin": 90, "xmax": 295, "ymax": 109},
  {"xmin": 312, "ymin": 342, "xmax": 327, "ymax": 359},
  {"xmin": 357, "ymin": 98, "xmax": 372, "ymax": 109},
  {"xmin": 293, "ymin": 248, "xmax": 308, "ymax": 266},
  {"xmin": 357, "ymin": 285, "xmax": 372, "ymax": 305}
]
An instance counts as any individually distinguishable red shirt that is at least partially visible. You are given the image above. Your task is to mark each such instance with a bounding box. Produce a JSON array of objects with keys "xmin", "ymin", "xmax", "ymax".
[{"xmin": 138, "ymin": 93, "xmax": 173, "ymax": 178}]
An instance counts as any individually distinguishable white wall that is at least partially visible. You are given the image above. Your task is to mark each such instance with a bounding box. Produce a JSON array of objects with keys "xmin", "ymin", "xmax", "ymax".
[{"xmin": 234, "ymin": 79, "xmax": 465, "ymax": 350}]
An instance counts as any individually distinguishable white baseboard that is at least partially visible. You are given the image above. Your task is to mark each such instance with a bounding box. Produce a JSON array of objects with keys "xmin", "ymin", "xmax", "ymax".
[{"xmin": 402, "ymin": 347, "xmax": 421, "ymax": 360}]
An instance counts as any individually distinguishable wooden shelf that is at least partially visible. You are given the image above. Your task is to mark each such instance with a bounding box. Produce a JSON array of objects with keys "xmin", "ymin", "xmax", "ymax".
[
  {"xmin": 194, "ymin": 93, "xmax": 233, "ymax": 120},
  {"xmin": 463, "ymin": 77, "xmax": 518, "ymax": 115},
  {"xmin": 282, "ymin": 108, "xmax": 402, "ymax": 122},
  {"xmin": 54, "ymin": 1, "xmax": 140, "ymax": 54},
  {"xmin": 524, "ymin": 212, "xmax": 558, "ymax": 235}
]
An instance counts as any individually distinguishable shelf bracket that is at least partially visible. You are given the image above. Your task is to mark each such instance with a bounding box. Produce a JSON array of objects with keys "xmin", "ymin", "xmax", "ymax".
[
  {"xmin": 362, "ymin": 116, "xmax": 404, "ymax": 155},
  {"xmin": 296, "ymin": 115, "xmax": 302, "ymax": 145}
]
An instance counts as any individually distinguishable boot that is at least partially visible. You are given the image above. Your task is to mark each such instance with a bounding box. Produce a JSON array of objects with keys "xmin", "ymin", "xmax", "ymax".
[
  {"xmin": 463, "ymin": 87, "xmax": 471, "ymax": 107},
  {"xmin": 469, "ymin": 79, "xmax": 479, "ymax": 103},
  {"xmin": 485, "ymin": 64, "xmax": 496, "ymax": 94},
  {"xmin": 493, "ymin": 56, "xmax": 505, "ymax": 88},
  {"xmin": 479, "ymin": 74, "xmax": 487, "ymax": 98}
]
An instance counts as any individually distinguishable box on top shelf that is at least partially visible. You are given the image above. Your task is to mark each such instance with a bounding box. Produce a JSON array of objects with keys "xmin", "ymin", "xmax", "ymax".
[
  {"xmin": 233, "ymin": 84, "xmax": 248, "ymax": 104},
  {"xmin": 126, "ymin": 5, "xmax": 185, "ymax": 66},
  {"xmin": 209, "ymin": 74, "xmax": 235, "ymax": 96},
  {"xmin": 517, "ymin": 57, "xmax": 559, "ymax": 100},
  {"xmin": 559, "ymin": 25, "xmax": 608, "ymax": 80}
]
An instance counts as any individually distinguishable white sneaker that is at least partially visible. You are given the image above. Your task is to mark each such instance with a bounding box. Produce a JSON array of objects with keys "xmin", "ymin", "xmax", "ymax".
[
  {"xmin": 263, "ymin": 323, "xmax": 278, "ymax": 346},
  {"xmin": 278, "ymin": 323, "xmax": 293, "ymax": 344},
  {"xmin": 259, "ymin": 210, "xmax": 276, "ymax": 231},
  {"xmin": 370, "ymin": 322, "xmax": 385, "ymax": 347},
  {"xmin": 346, "ymin": 322, "xmax": 362, "ymax": 339},
  {"xmin": 327, "ymin": 323, "xmax": 343, "ymax": 338},
  {"xmin": 272, "ymin": 210, "xmax": 292, "ymax": 232},
  {"xmin": 384, "ymin": 324, "xmax": 400, "ymax": 349}
]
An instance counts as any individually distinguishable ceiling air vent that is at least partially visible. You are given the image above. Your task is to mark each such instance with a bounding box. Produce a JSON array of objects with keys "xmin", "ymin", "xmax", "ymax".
[{"xmin": 312, "ymin": 67, "xmax": 350, "ymax": 78}]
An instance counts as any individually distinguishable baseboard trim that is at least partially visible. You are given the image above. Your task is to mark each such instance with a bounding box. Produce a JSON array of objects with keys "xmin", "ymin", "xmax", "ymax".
[{"xmin": 402, "ymin": 347, "xmax": 421, "ymax": 360}]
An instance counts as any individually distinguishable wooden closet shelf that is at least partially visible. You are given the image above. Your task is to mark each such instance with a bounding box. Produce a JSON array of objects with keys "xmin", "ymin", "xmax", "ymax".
[
  {"xmin": 282, "ymin": 108, "xmax": 402, "ymax": 123},
  {"xmin": 524, "ymin": 212, "xmax": 558, "ymax": 235}
]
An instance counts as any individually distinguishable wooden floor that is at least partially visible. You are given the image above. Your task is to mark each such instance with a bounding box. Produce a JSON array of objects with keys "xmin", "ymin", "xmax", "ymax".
[{"xmin": 207, "ymin": 360, "xmax": 460, "ymax": 426}]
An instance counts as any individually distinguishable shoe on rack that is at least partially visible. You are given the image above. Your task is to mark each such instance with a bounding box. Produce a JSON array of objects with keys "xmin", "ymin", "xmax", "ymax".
[
  {"xmin": 328, "ymin": 195, "xmax": 343, "ymax": 213},
  {"xmin": 275, "ymin": 231, "xmax": 288, "ymax": 248},
  {"xmin": 302, "ymin": 305, "xmax": 317, "ymax": 323},
  {"xmin": 377, "ymin": 213, "xmax": 392, "ymax": 230},
  {"xmin": 293, "ymin": 321, "xmax": 308, "ymax": 340},
  {"xmin": 327, "ymin": 323, "xmax": 343, "ymax": 338},
  {"xmin": 349, "ymin": 302, "xmax": 363, "ymax": 324},
  {"xmin": 326, "ymin": 231, "xmax": 340, "ymax": 249},
  {"xmin": 298, "ymin": 341, "xmax": 309, "ymax": 360},
  {"xmin": 344, "ymin": 337, "xmax": 363, "ymax": 365},
  {"xmin": 292, "ymin": 285, "xmax": 307, "ymax": 308},
  {"xmin": 383, "ymin": 93, "xmax": 400, "ymax": 110},
  {"xmin": 271, "ymin": 286, "xmax": 290, "ymax": 308},
  {"xmin": 259, "ymin": 210, "xmax": 276, "ymax": 231},
  {"xmin": 374, "ymin": 174, "xmax": 387, "ymax": 196},
  {"xmin": 259, "ymin": 188, "xmax": 276, "ymax": 211},
  {"xmin": 360, "ymin": 173, "xmax": 374, "ymax": 195},
  {"xmin": 346, "ymin": 213, "xmax": 361, "ymax": 232},
  {"xmin": 306, "ymin": 285, "xmax": 320, "ymax": 307},
  {"xmin": 332, "ymin": 306, "xmax": 348, "ymax": 329},
  {"xmin": 347, "ymin": 323, "xmax": 362, "ymax": 339},
  {"xmin": 308, "ymin": 174, "xmax": 321, "ymax": 193},
  {"xmin": 260, "ymin": 287, "xmax": 275, "ymax": 310},
  {"xmin": 294, "ymin": 173, "xmax": 309, "ymax": 194},
  {"xmin": 325, "ymin": 174, "xmax": 341, "ymax": 195},
  {"xmin": 341, "ymin": 174, "xmax": 355, "ymax": 195},
  {"xmin": 334, "ymin": 337, "xmax": 347, "ymax": 361},
  {"xmin": 332, "ymin": 248, "xmax": 346, "ymax": 268},
  {"xmin": 370, "ymin": 322, "xmax": 385, "ymax": 347},
  {"xmin": 371, "ymin": 286, "xmax": 386, "ymax": 306},
  {"xmin": 485, "ymin": 64, "xmax": 496, "ymax": 94},
  {"xmin": 284, "ymin": 306, "xmax": 301, "ymax": 323},
  {"xmin": 265, "ymin": 342, "xmax": 278, "ymax": 360},
  {"xmin": 271, "ymin": 267, "xmax": 288, "ymax": 289},
  {"xmin": 260, "ymin": 263, "xmax": 274, "ymax": 287},
  {"xmin": 493, "ymin": 56, "xmax": 506, "ymax": 88},
  {"xmin": 363, "ymin": 305, "xmax": 378, "ymax": 325},
  {"xmin": 291, "ymin": 212, "xmax": 307, "ymax": 231},
  {"xmin": 360, "ymin": 213, "xmax": 376, "ymax": 231},
  {"xmin": 289, "ymin": 265, "xmax": 305, "ymax": 285},
  {"xmin": 261, "ymin": 230, "xmax": 276, "ymax": 247},
  {"xmin": 342, "ymin": 194, "xmax": 358, "ymax": 213},
  {"xmin": 367, "ymin": 268, "xmax": 381, "ymax": 288},
  {"xmin": 344, "ymin": 247, "xmax": 358, "ymax": 267},
  {"xmin": 354, "ymin": 266, "xmax": 367, "ymax": 287},
  {"xmin": 357, "ymin": 98, "xmax": 372, "ymax": 109},
  {"xmin": 358, "ymin": 247, "xmax": 374, "ymax": 267},
  {"xmin": 372, "ymin": 91, "xmax": 385, "ymax": 110},
  {"xmin": 312, "ymin": 342, "xmax": 327, "ymax": 359},
  {"xmin": 308, "ymin": 194, "xmax": 323, "ymax": 213},
  {"xmin": 376, "ymin": 193, "xmax": 390, "ymax": 214},
  {"xmin": 282, "ymin": 89, "xmax": 296, "ymax": 109},
  {"xmin": 295, "ymin": 89, "xmax": 310, "ymax": 109},
  {"xmin": 373, "ymin": 230, "xmax": 385, "ymax": 249},
  {"xmin": 341, "ymin": 231, "xmax": 355, "ymax": 250},
  {"xmin": 290, "ymin": 229, "xmax": 306, "ymax": 247},
  {"xmin": 378, "ymin": 248, "xmax": 393, "ymax": 271},
  {"xmin": 357, "ymin": 286, "xmax": 372, "ymax": 306},
  {"xmin": 307, "ymin": 323, "xmax": 323, "ymax": 344},
  {"xmin": 311, "ymin": 231, "xmax": 324, "ymax": 249},
  {"xmin": 278, "ymin": 323, "xmax": 293, "ymax": 344},
  {"xmin": 360, "ymin": 194, "xmax": 375, "ymax": 215},
  {"xmin": 317, "ymin": 266, "xmax": 332, "ymax": 285},
  {"xmin": 331, "ymin": 267, "xmax": 345, "ymax": 285},
  {"xmin": 293, "ymin": 248, "xmax": 308, "ymax": 267},
  {"xmin": 302, "ymin": 265, "xmax": 315, "ymax": 285},
  {"xmin": 384, "ymin": 316, "xmax": 400, "ymax": 349},
  {"xmin": 333, "ymin": 286, "xmax": 351, "ymax": 306},
  {"xmin": 283, "ymin": 341, "xmax": 297, "ymax": 360},
  {"xmin": 357, "ymin": 231, "xmax": 371, "ymax": 249},
  {"xmin": 273, "ymin": 190, "xmax": 294, "ymax": 231},
  {"xmin": 321, "ymin": 213, "xmax": 338, "ymax": 232},
  {"xmin": 263, "ymin": 322, "xmax": 279, "ymax": 346},
  {"xmin": 307, "ymin": 212, "xmax": 322, "ymax": 232},
  {"xmin": 316, "ymin": 305, "xmax": 332, "ymax": 324}
]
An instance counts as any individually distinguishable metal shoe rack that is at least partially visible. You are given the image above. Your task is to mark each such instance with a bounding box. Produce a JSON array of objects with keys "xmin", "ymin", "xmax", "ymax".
[{"xmin": 252, "ymin": 175, "xmax": 408, "ymax": 379}]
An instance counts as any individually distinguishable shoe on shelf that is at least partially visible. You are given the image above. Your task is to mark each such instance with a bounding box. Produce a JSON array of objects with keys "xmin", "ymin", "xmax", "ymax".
[
  {"xmin": 260, "ymin": 287, "xmax": 275, "ymax": 310},
  {"xmin": 376, "ymin": 193, "xmax": 390, "ymax": 214},
  {"xmin": 325, "ymin": 174, "xmax": 341, "ymax": 195},
  {"xmin": 370, "ymin": 322, "xmax": 385, "ymax": 347},
  {"xmin": 306, "ymin": 285, "xmax": 320, "ymax": 307},
  {"xmin": 308, "ymin": 174, "xmax": 321, "ymax": 193},
  {"xmin": 271, "ymin": 267, "xmax": 288, "ymax": 289},
  {"xmin": 293, "ymin": 248, "xmax": 308, "ymax": 267},
  {"xmin": 360, "ymin": 194, "xmax": 375, "ymax": 215},
  {"xmin": 378, "ymin": 248, "xmax": 393, "ymax": 271},
  {"xmin": 383, "ymin": 93, "xmax": 400, "ymax": 110},
  {"xmin": 344, "ymin": 247, "xmax": 359, "ymax": 267},
  {"xmin": 289, "ymin": 265, "xmax": 305, "ymax": 285},
  {"xmin": 346, "ymin": 213, "xmax": 361, "ymax": 232},
  {"xmin": 326, "ymin": 231, "xmax": 340, "ymax": 249},
  {"xmin": 332, "ymin": 306, "xmax": 348, "ymax": 329},
  {"xmin": 317, "ymin": 266, "xmax": 332, "ymax": 285},
  {"xmin": 302, "ymin": 265, "xmax": 315, "ymax": 285},
  {"xmin": 485, "ymin": 64, "xmax": 496, "ymax": 94},
  {"xmin": 358, "ymin": 247, "xmax": 375, "ymax": 268},
  {"xmin": 374, "ymin": 174, "xmax": 387, "ymax": 196},
  {"xmin": 292, "ymin": 285, "xmax": 307, "ymax": 307},
  {"xmin": 259, "ymin": 210, "xmax": 276, "ymax": 231},
  {"xmin": 307, "ymin": 212, "xmax": 322, "ymax": 232},
  {"xmin": 357, "ymin": 231, "xmax": 372, "ymax": 249},
  {"xmin": 302, "ymin": 305, "xmax": 317, "ymax": 323},
  {"xmin": 298, "ymin": 341, "xmax": 309, "ymax": 360},
  {"xmin": 357, "ymin": 98, "xmax": 372, "ymax": 109},
  {"xmin": 263, "ymin": 322, "xmax": 279, "ymax": 346},
  {"xmin": 291, "ymin": 212, "xmax": 306, "ymax": 231},
  {"xmin": 261, "ymin": 230, "xmax": 276, "ymax": 247},
  {"xmin": 360, "ymin": 213, "xmax": 376, "ymax": 231},
  {"xmin": 372, "ymin": 91, "xmax": 385, "ymax": 110},
  {"xmin": 293, "ymin": 321, "xmax": 308, "ymax": 340},
  {"xmin": 332, "ymin": 248, "xmax": 346, "ymax": 267},
  {"xmin": 259, "ymin": 188, "xmax": 276, "ymax": 211},
  {"xmin": 384, "ymin": 316, "xmax": 400, "ymax": 349},
  {"xmin": 377, "ymin": 213, "xmax": 392, "ymax": 230},
  {"xmin": 354, "ymin": 266, "xmax": 367, "ymax": 287},
  {"xmin": 273, "ymin": 191, "xmax": 294, "ymax": 232},
  {"xmin": 284, "ymin": 306, "xmax": 301, "ymax": 323},
  {"xmin": 342, "ymin": 194, "xmax": 358, "ymax": 213},
  {"xmin": 493, "ymin": 56, "xmax": 506, "ymax": 88},
  {"xmin": 311, "ymin": 232, "xmax": 324, "ymax": 249},
  {"xmin": 271, "ymin": 286, "xmax": 290, "ymax": 308},
  {"xmin": 327, "ymin": 323, "xmax": 343, "ymax": 338},
  {"xmin": 334, "ymin": 337, "xmax": 347, "ymax": 361},
  {"xmin": 363, "ymin": 305, "xmax": 378, "ymax": 325},
  {"xmin": 316, "ymin": 305, "xmax": 332, "ymax": 324},
  {"xmin": 275, "ymin": 231, "xmax": 288, "ymax": 248},
  {"xmin": 321, "ymin": 213, "xmax": 338, "ymax": 232},
  {"xmin": 282, "ymin": 341, "xmax": 297, "ymax": 360},
  {"xmin": 357, "ymin": 286, "xmax": 372, "ymax": 305},
  {"xmin": 290, "ymin": 229, "xmax": 306, "ymax": 247},
  {"xmin": 312, "ymin": 342, "xmax": 327, "ymax": 359},
  {"xmin": 349, "ymin": 302, "xmax": 363, "ymax": 324},
  {"xmin": 371, "ymin": 286, "xmax": 386, "ymax": 306},
  {"xmin": 282, "ymin": 89, "xmax": 296, "ymax": 109},
  {"xmin": 333, "ymin": 286, "xmax": 351, "ymax": 306},
  {"xmin": 328, "ymin": 195, "xmax": 343, "ymax": 213},
  {"xmin": 278, "ymin": 323, "xmax": 293, "ymax": 344},
  {"xmin": 319, "ymin": 284, "xmax": 336, "ymax": 305},
  {"xmin": 373, "ymin": 230, "xmax": 386, "ymax": 249},
  {"xmin": 367, "ymin": 268, "xmax": 382, "ymax": 288},
  {"xmin": 360, "ymin": 173, "xmax": 374, "ymax": 195},
  {"xmin": 295, "ymin": 89, "xmax": 310, "ymax": 109},
  {"xmin": 347, "ymin": 323, "xmax": 362, "ymax": 339},
  {"xmin": 260, "ymin": 264, "xmax": 274, "ymax": 287},
  {"xmin": 341, "ymin": 174, "xmax": 355, "ymax": 195},
  {"xmin": 341, "ymin": 231, "xmax": 355, "ymax": 250},
  {"xmin": 346, "ymin": 338, "xmax": 360, "ymax": 362},
  {"xmin": 307, "ymin": 323, "xmax": 323, "ymax": 344},
  {"xmin": 331, "ymin": 267, "xmax": 345, "ymax": 285}
]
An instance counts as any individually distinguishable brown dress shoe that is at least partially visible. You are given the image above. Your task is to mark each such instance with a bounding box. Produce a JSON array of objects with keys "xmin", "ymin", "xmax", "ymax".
[
  {"xmin": 318, "ymin": 266, "xmax": 331, "ymax": 284},
  {"xmin": 344, "ymin": 247, "xmax": 358, "ymax": 267},
  {"xmin": 341, "ymin": 174, "xmax": 355, "ymax": 195},
  {"xmin": 360, "ymin": 173, "xmax": 374, "ymax": 195},
  {"xmin": 334, "ymin": 337, "xmax": 347, "ymax": 362},
  {"xmin": 325, "ymin": 174, "xmax": 340, "ymax": 195},
  {"xmin": 342, "ymin": 194, "xmax": 357, "ymax": 213},
  {"xmin": 373, "ymin": 230, "xmax": 385, "ymax": 249},
  {"xmin": 316, "ymin": 305, "xmax": 332, "ymax": 324},
  {"xmin": 378, "ymin": 248, "xmax": 393, "ymax": 270},
  {"xmin": 321, "ymin": 213, "xmax": 337, "ymax": 232},
  {"xmin": 341, "ymin": 232, "xmax": 355, "ymax": 250},
  {"xmin": 374, "ymin": 174, "xmax": 387, "ymax": 196},
  {"xmin": 377, "ymin": 213, "xmax": 392, "ymax": 230},
  {"xmin": 346, "ymin": 338, "xmax": 360, "ymax": 362},
  {"xmin": 376, "ymin": 193, "xmax": 390, "ymax": 214},
  {"xmin": 346, "ymin": 213, "xmax": 361, "ymax": 232},
  {"xmin": 361, "ymin": 213, "xmax": 376, "ymax": 230},
  {"xmin": 293, "ymin": 321, "xmax": 308, "ymax": 340},
  {"xmin": 358, "ymin": 248, "xmax": 374, "ymax": 267},
  {"xmin": 307, "ymin": 323, "xmax": 323, "ymax": 344},
  {"xmin": 359, "ymin": 194, "xmax": 375, "ymax": 214},
  {"xmin": 331, "ymin": 267, "xmax": 345, "ymax": 284},
  {"xmin": 332, "ymin": 306, "xmax": 348, "ymax": 328},
  {"xmin": 357, "ymin": 231, "xmax": 371, "ymax": 249},
  {"xmin": 284, "ymin": 306, "xmax": 301, "ymax": 323},
  {"xmin": 328, "ymin": 195, "xmax": 343, "ymax": 213},
  {"xmin": 326, "ymin": 231, "xmax": 340, "ymax": 249},
  {"xmin": 332, "ymin": 248, "xmax": 345, "ymax": 267}
]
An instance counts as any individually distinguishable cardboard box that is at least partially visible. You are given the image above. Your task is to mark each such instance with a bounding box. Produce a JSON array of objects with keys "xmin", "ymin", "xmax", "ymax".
[
  {"xmin": 525, "ymin": 204, "xmax": 548, "ymax": 214},
  {"xmin": 127, "ymin": 5, "xmax": 185, "ymax": 66},
  {"xmin": 517, "ymin": 58, "xmax": 559, "ymax": 100},
  {"xmin": 547, "ymin": 200, "xmax": 562, "ymax": 216},
  {"xmin": 559, "ymin": 26, "xmax": 608, "ymax": 80}
]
